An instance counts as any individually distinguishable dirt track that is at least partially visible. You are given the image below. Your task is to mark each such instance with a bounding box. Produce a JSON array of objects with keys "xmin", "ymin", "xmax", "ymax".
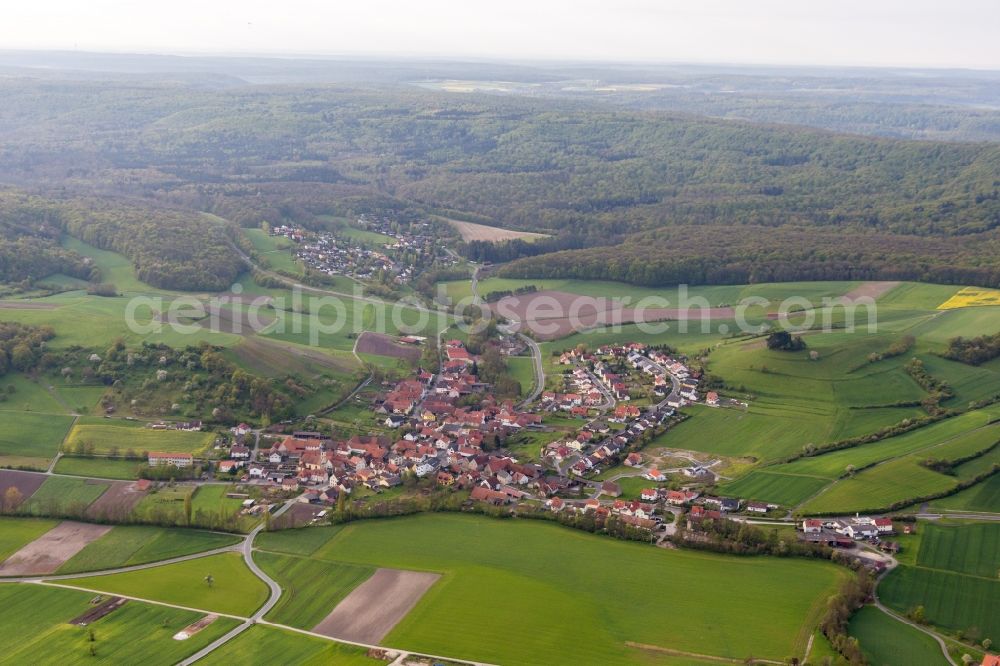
[
  {"xmin": 312, "ymin": 568, "xmax": 440, "ymax": 644},
  {"xmin": 0, "ymin": 521, "xmax": 112, "ymax": 575}
]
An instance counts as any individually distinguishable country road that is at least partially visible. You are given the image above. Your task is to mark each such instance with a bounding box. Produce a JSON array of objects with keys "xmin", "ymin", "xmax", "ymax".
[
  {"xmin": 177, "ymin": 499, "xmax": 296, "ymax": 665},
  {"xmin": 0, "ymin": 495, "xmax": 492, "ymax": 666},
  {"xmin": 469, "ymin": 264, "xmax": 545, "ymax": 407},
  {"xmin": 870, "ymin": 562, "xmax": 956, "ymax": 666}
]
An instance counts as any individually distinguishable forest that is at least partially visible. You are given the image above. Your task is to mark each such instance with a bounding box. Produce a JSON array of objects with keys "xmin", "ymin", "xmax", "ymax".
[
  {"xmin": 0, "ymin": 78, "xmax": 999, "ymax": 289},
  {"xmin": 942, "ymin": 331, "xmax": 1000, "ymax": 365}
]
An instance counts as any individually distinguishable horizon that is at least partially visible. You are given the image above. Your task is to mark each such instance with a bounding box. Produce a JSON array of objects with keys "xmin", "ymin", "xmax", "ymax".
[{"xmin": 2, "ymin": 0, "xmax": 999, "ymax": 70}]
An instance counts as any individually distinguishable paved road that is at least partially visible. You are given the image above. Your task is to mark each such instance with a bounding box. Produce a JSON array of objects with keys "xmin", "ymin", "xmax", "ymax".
[
  {"xmin": 178, "ymin": 500, "xmax": 297, "ymax": 665},
  {"xmin": 871, "ymin": 561, "xmax": 956, "ymax": 666},
  {"xmin": 1, "ymin": 545, "xmax": 240, "ymax": 583},
  {"xmin": 468, "ymin": 264, "xmax": 544, "ymax": 408}
]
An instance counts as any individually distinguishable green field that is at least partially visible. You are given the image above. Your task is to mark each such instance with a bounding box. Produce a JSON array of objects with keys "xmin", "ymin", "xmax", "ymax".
[
  {"xmin": 64, "ymin": 422, "xmax": 215, "ymax": 456},
  {"xmin": 774, "ymin": 410, "xmax": 1000, "ymax": 480},
  {"xmin": 880, "ymin": 521, "xmax": 1000, "ymax": 642},
  {"xmin": 880, "ymin": 566, "xmax": 999, "ymax": 641},
  {"xmin": 53, "ymin": 456, "xmax": 144, "ymax": 480},
  {"xmin": 914, "ymin": 522, "xmax": 1000, "ymax": 579},
  {"xmin": 798, "ymin": 417, "xmax": 1000, "ymax": 514},
  {"xmin": 21, "ymin": 476, "xmax": 109, "ymax": 515},
  {"xmin": 718, "ymin": 470, "xmax": 829, "ymax": 506},
  {"xmin": 196, "ymin": 625, "xmax": 380, "ymax": 666},
  {"xmin": 256, "ymin": 513, "xmax": 848, "ymax": 664},
  {"xmin": 0, "ymin": 412, "xmax": 75, "ymax": 469},
  {"xmin": 0, "ymin": 584, "xmax": 240, "ymax": 665},
  {"xmin": 445, "ymin": 277, "xmax": 866, "ymax": 309},
  {"xmin": 254, "ymin": 551, "xmax": 374, "ymax": 627},
  {"xmin": 64, "ymin": 552, "xmax": 268, "ymax": 616},
  {"xmin": 0, "ymin": 517, "xmax": 58, "ymax": 562},
  {"xmin": 848, "ymin": 606, "xmax": 948, "ymax": 666},
  {"xmin": 0, "ymin": 373, "xmax": 68, "ymax": 414},
  {"xmin": 930, "ymin": 474, "xmax": 1000, "ymax": 512},
  {"xmin": 245, "ymin": 229, "xmax": 304, "ymax": 275},
  {"xmin": 506, "ymin": 355, "xmax": 537, "ymax": 396},
  {"xmin": 57, "ymin": 526, "xmax": 241, "ymax": 574}
]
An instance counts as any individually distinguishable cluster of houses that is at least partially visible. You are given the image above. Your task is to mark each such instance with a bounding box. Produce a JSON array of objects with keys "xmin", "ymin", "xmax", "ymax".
[
  {"xmin": 801, "ymin": 515, "xmax": 896, "ymax": 542},
  {"xmin": 272, "ymin": 216, "xmax": 447, "ymax": 284},
  {"xmin": 543, "ymin": 406, "xmax": 676, "ymax": 477}
]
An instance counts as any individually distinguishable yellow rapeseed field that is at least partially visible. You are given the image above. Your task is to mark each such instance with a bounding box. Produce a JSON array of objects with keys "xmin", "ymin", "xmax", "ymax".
[{"xmin": 938, "ymin": 286, "xmax": 1000, "ymax": 310}]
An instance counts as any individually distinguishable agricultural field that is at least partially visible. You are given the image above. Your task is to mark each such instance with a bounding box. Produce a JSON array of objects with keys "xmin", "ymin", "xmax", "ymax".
[
  {"xmin": 937, "ymin": 286, "xmax": 1000, "ymax": 310},
  {"xmin": 797, "ymin": 416, "xmax": 1000, "ymax": 514},
  {"xmin": 880, "ymin": 567, "xmax": 999, "ymax": 642},
  {"xmin": 57, "ymin": 525, "xmax": 241, "ymax": 574},
  {"xmin": 914, "ymin": 522, "xmax": 1000, "ymax": 579},
  {"xmin": 254, "ymin": 551, "xmax": 375, "ymax": 628},
  {"xmin": 930, "ymin": 474, "xmax": 1000, "ymax": 512},
  {"xmin": 63, "ymin": 421, "xmax": 215, "ymax": 457},
  {"xmin": 262, "ymin": 296, "xmax": 447, "ymax": 354},
  {"xmin": 0, "ymin": 584, "xmax": 240, "ymax": 665},
  {"xmin": 64, "ymin": 552, "xmax": 269, "ymax": 616},
  {"xmin": 196, "ymin": 625, "xmax": 381, "ymax": 666},
  {"xmin": 441, "ymin": 217, "xmax": 549, "ymax": 243},
  {"xmin": 53, "ymin": 456, "xmax": 144, "ymax": 480},
  {"xmin": 256, "ymin": 513, "xmax": 848, "ymax": 664},
  {"xmin": 0, "ymin": 517, "xmax": 58, "ymax": 563},
  {"xmin": 20, "ymin": 476, "xmax": 109, "ymax": 516},
  {"xmin": 848, "ymin": 606, "xmax": 948, "ymax": 666},
  {"xmin": 718, "ymin": 470, "xmax": 828, "ymax": 507},
  {"xmin": 879, "ymin": 521, "xmax": 1000, "ymax": 642},
  {"xmin": 0, "ymin": 412, "xmax": 75, "ymax": 469}
]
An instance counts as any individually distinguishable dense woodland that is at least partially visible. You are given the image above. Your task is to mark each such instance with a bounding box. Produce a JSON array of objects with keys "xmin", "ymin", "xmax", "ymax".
[
  {"xmin": 942, "ymin": 331, "xmax": 1000, "ymax": 365},
  {"xmin": 0, "ymin": 190, "xmax": 246, "ymax": 291},
  {"xmin": 0, "ymin": 78, "xmax": 999, "ymax": 289},
  {"xmin": 499, "ymin": 225, "xmax": 1000, "ymax": 287}
]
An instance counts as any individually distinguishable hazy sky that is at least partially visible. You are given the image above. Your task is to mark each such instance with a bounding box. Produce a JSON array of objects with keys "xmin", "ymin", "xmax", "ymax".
[{"xmin": 3, "ymin": 0, "xmax": 998, "ymax": 69}]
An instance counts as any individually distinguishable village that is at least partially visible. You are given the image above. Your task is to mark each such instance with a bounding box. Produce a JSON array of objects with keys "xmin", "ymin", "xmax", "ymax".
[
  {"xmin": 269, "ymin": 215, "xmax": 453, "ymax": 284},
  {"xmin": 157, "ymin": 338, "xmax": 904, "ymax": 570}
]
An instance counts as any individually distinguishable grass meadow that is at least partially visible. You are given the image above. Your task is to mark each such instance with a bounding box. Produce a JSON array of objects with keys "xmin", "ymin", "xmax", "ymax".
[
  {"xmin": 718, "ymin": 470, "xmax": 829, "ymax": 506},
  {"xmin": 196, "ymin": 625, "xmax": 381, "ymax": 666},
  {"xmin": 0, "ymin": 584, "xmax": 240, "ymax": 665},
  {"xmin": 880, "ymin": 521, "xmax": 999, "ymax": 641},
  {"xmin": 64, "ymin": 552, "xmax": 269, "ymax": 616},
  {"xmin": 254, "ymin": 551, "xmax": 374, "ymax": 628},
  {"xmin": 0, "ymin": 517, "xmax": 58, "ymax": 562},
  {"xmin": 21, "ymin": 476, "xmax": 109, "ymax": 515},
  {"xmin": 244, "ymin": 229, "xmax": 304, "ymax": 275},
  {"xmin": 930, "ymin": 474, "xmax": 1000, "ymax": 513},
  {"xmin": 0, "ymin": 412, "xmax": 75, "ymax": 469},
  {"xmin": 57, "ymin": 526, "xmax": 241, "ymax": 574},
  {"xmin": 255, "ymin": 513, "xmax": 848, "ymax": 665},
  {"xmin": 848, "ymin": 606, "xmax": 948, "ymax": 666},
  {"xmin": 53, "ymin": 456, "xmax": 144, "ymax": 480},
  {"xmin": 64, "ymin": 422, "xmax": 215, "ymax": 456}
]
